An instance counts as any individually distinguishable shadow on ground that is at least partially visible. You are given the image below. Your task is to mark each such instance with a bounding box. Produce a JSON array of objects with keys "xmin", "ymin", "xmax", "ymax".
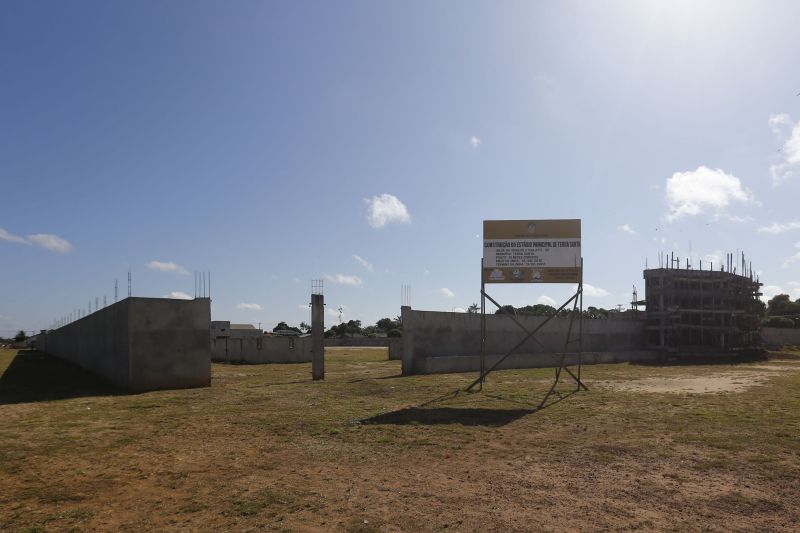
[
  {"xmin": 361, "ymin": 383, "xmax": 582, "ymax": 427},
  {"xmin": 361, "ymin": 406, "xmax": 534, "ymax": 427},
  {"xmin": 0, "ymin": 350, "xmax": 120, "ymax": 405}
]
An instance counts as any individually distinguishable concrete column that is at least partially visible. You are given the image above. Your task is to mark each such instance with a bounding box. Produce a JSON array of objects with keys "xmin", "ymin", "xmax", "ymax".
[
  {"xmin": 311, "ymin": 293, "xmax": 324, "ymax": 380},
  {"xmin": 401, "ymin": 305, "xmax": 414, "ymax": 375}
]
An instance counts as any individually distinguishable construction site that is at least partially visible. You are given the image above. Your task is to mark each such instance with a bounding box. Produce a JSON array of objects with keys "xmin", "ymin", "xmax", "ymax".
[
  {"xmin": 637, "ymin": 252, "xmax": 765, "ymax": 360},
  {"xmin": 2, "ymin": 236, "xmax": 800, "ymax": 531}
]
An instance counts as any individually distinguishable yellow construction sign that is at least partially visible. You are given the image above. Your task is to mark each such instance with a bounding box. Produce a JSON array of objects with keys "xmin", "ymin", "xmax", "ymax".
[{"xmin": 482, "ymin": 219, "xmax": 582, "ymax": 284}]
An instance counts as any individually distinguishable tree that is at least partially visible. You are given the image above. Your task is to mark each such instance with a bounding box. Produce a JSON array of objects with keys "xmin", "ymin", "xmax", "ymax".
[
  {"xmin": 495, "ymin": 305, "xmax": 517, "ymax": 316},
  {"xmin": 299, "ymin": 321, "xmax": 310, "ymax": 333},
  {"xmin": 273, "ymin": 321, "xmax": 301, "ymax": 333},
  {"xmin": 494, "ymin": 304, "xmax": 557, "ymax": 317},
  {"xmin": 376, "ymin": 318, "xmax": 394, "ymax": 332},
  {"xmin": 767, "ymin": 294, "xmax": 800, "ymax": 317},
  {"xmin": 467, "ymin": 303, "xmax": 480, "ymax": 314},
  {"xmin": 375, "ymin": 317, "xmax": 402, "ymax": 334},
  {"xmin": 584, "ymin": 306, "xmax": 610, "ymax": 319},
  {"xmin": 14, "ymin": 330, "xmax": 27, "ymax": 342},
  {"xmin": 344, "ymin": 319, "xmax": 362, "ymax": 337},
  {"xmin": 325, "ymin": 319, "xmax": 363, "ymax": 338}
]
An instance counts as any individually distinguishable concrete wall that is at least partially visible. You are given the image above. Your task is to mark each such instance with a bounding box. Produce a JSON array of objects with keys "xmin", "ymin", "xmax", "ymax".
[
  {"xmin": 401, "ymin": 307, "xmax": 655, "ymax": 375},
  {"xmin": 211, "ymin": 335, "xmax": 312, "ymax": 363},
  {"xmin": 761, "ymin": 327, "xmax": 800, "ymax": 347},
  {"xmin": 43, "ymin": 297, "xmax": 211, "ymax": 391},
  {"xmin": 211, "ymin": 335, "xmax": 400, "ymax": 364},
  {"xmin": 324, "ymin": 337, "xmax": 401, "ymax": 360}
]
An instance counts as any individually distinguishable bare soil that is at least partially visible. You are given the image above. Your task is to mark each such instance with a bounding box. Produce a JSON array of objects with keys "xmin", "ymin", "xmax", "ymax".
[
  {"xmin": 596, "ymin": 360, "xmax": 800, "ymax": 393},
  {"xmin": 1, "ymin": 348, "xmax": 799, "ymax": 532}
]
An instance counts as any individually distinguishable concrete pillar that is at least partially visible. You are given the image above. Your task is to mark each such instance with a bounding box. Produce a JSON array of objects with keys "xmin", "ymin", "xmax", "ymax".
[
  {"xmin": 401, "ymin": 305, "xmax": 414, "ymax": 375},
  {"xmin": 311, "ymin": 293, "xmax": 324, "ymax": 380}
]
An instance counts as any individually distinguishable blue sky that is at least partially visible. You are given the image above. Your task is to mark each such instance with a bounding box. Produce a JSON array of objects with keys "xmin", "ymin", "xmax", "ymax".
[{"xmin": 2, "ymin": 0, "xmax": 800, "ymax": 334}]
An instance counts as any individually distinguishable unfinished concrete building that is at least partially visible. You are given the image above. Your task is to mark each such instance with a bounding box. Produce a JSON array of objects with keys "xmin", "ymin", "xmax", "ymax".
[{"xmin": 642, "ymin": 254, "xmax": 763, "ymax": 357}]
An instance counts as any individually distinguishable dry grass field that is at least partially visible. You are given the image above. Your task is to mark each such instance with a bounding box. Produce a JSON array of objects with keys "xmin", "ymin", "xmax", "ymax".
[{"xmin": 1, "ymin": 346, "xmax": 799, "ymax": 532}]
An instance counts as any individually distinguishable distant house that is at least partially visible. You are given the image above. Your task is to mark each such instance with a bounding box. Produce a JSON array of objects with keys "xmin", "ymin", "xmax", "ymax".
[
  {"xmin": 270, "ymin": 329, "xmax": 303, "ymax": 337},
  {"xmin": 210, "ymin": 321, "xmax": 263, "ymax": 339}
]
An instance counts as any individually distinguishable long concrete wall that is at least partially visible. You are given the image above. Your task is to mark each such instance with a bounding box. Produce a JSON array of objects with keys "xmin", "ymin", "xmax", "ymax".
[
  {"xmin": 401, "ymin": 307, "xmax": 656, "ymax": 375},
  {"xmin": 324, "ymin": 337, "xmax": 401, "ymax": 359},
  {"xmin": 43, "ymin": 297, "xmax": 211, "ymax": 391},
  {"xmin": 761, "ymin": 327, "xmax": 800, "ymax": 346},
  {"xmin": 211, "ymin": 336, "xmax": 400, "ymax": 364},
  {"xmin": 212, "ymin": 335, "xmax": 312, "ymax": 363}
]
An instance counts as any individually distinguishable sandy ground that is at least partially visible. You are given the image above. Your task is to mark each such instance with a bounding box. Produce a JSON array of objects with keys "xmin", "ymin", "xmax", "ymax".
[{"xmin": 595, "ymin": 360, "xmax": 800, "ymax": 393}]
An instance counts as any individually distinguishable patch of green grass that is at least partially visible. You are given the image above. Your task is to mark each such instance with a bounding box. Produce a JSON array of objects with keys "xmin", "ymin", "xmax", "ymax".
[
  {"xmin": 344, "ymin": 517, "xmax": 382, "ymax": 533},
  {"xmin": 223, "ymin": 498, "xmax": 265, "ymax": 517},
  {"xmin": 64, "ymin": 508, "xmax": 93, "ymax": 521},
  {"xmin": 178, "ymin": 501, "xmax": 206, "ymax": 514}
]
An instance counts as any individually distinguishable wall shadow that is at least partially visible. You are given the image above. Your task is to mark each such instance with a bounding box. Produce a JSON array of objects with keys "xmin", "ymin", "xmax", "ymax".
[
  {"xmin": 361, "ymin": 406, "xmax": 533, "ymax": 427},
  {"xmin": 0, "ymin": 350, "xmax": 121, "ymax": 405}
]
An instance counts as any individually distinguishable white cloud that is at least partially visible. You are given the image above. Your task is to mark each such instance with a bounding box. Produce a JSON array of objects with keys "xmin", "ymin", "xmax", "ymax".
[
  {"xmin": 665, "ymin": 166, "xmax": 755, "ymax": 221},
  {"xmin": 789, "ymin": 282, "xmax": 800, "ymax": 299},
  {"xmin": 453, "ymin": 307, "xmax": 466, "ymax": 313},
  {"xmin": 617, "ymin": 224, "xmax": 636, "ymax": 235},
  {"xmin": 26, "ymin": 233, "xmax": 73, "ymax": 253},
  {"xmin": 768, "ymin": 114, "xmax": 800, "ymax": 185},
  {"xmin": 537, "ymin": 295, "xmax": 557, "ymax": 306},
  {"xmin": 439, "ymin": 287, "xmax": 455, "ymax": 298},
  {"xmin": 164, "ymin": 291, "xmax": 192, "ymax": 300},
  {"xmin": 760, "ymin": 285, "xmax": 785, "ymax": 303},
  {"xmin": 782, "ymin": 242, "xmax": 800, "ymax": 267},
  {"xmin": 0, "ymin": 227, "xmax": 27, "ymax": 244},
  {"xmin": 703, "ymin": 250, "xmax": 723, "ymax": 268},
  {"xmin": 325, "ymin": 274, "xmax": 363, "ymax": 286},
  {"xmin": 758, "ymin": 221, "xmax": 800, "ymax": 234},
  {"xmin": 365, "ymin": 194, "xmax": 411, "ymax": 228},
  {"xmin": 469, "ymin": 136, "xmax": 482, "ymax": 148},
  {"xmin": 768, "ymin": 113, "xmax": 792, "ymax": 134},
  {"xmin": 298, "ymin": 304, "xmax": 309, "ymax": 310},
  {"xmin": 1, "ymin": 228, "xmax": 73, "ymax": 253},
  {"xmin": 582, "ymin": 284, "xmax": 610, "ymax": 297},
  {"xmin": 237, "ymin": 302, "xmax": 263, "ymax": 311},
  {"xmin": 147, "ymin": 260, "xmax": 189, "ymax": 275},
  {"xmin": 784, "ymin": 123, "xmax": 800, "ymax": 165},
  {"xmin": 353, "ymin": 254, "xmax": 374, "ymax": 272}
]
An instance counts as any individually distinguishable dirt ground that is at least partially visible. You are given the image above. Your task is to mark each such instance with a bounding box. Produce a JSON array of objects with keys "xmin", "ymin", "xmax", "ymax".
[
  {"xmin": 1, "ymin": 347, "xmax": 799, "ymax": 532},
  {"xmin": 596, "ymin": 360, "xmax": 800, "ymax": 393}
]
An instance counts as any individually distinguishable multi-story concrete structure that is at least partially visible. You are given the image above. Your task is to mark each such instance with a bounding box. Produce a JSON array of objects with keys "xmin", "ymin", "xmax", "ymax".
[{"xmin": 643, "ymin": 264, "xmax": 763, "ymax": 357}]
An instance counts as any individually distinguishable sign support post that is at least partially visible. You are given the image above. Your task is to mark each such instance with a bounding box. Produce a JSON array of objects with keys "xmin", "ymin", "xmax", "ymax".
[{"xmin": 479, "ymin": 258, "xmax": 486, "ymax": 391}]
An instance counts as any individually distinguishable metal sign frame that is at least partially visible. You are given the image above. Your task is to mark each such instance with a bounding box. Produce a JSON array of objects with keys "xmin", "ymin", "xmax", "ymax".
[{"xmin": 467, "ymin": 220, "xmax": 588, "ymax": 407}]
